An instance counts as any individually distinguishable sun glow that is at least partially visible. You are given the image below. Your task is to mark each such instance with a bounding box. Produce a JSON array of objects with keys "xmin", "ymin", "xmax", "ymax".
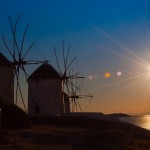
[
  {"xmin": 104, "ymin": 72, "xmax": 111, "ymax": 78},
  {"xmin": 145, "ymin": 64, "xmax": 150, "ymax": 75},
  {"xmin": 88, "ymin": 75, "xmax": 94, "ymax": 80},
  {"xmin": 116, "ymin": 71, "xmax": 122, "ymax": 77},
  {"xmin": 88, "ymin": 26, "xmax": 150, "ymax": 113}
]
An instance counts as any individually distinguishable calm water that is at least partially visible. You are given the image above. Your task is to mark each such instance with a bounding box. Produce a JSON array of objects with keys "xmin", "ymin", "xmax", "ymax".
[{"xmin": 120, "ymin": 115, "xmax": 150, "ymax": 130}]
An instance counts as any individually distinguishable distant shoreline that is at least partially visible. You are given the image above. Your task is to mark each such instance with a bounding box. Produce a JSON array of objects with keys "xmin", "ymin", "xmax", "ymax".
[{"xmin": 1, "ymin": 115, "xmax": 150, "ymax": 150}]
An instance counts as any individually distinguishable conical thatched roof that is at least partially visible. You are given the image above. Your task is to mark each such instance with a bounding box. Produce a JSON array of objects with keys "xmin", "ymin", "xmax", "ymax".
[
  {"xmin": 0, "ymin": 53, "xmax": 10, "ymax": 64},
  {"xmin": 28, "ymin": 63, "xmax": 61, "ymax": 81}
]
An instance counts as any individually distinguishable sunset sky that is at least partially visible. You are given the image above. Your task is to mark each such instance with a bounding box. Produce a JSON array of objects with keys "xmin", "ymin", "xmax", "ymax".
[{"xmin": 1, "ymin": 0, "xmax": 150, "ymax": 114}]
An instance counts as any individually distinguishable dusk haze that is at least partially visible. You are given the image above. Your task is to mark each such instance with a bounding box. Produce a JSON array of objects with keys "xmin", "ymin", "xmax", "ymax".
[{"xmin": 1, "ymin": 1, "xmax": 150, "ymax": 149}]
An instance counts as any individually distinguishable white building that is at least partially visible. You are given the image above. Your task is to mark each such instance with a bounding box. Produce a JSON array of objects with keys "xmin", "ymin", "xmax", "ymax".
[
  {"xmin": 28, "ymin": 63, "xmax": 66, "ymax": 116},
  {"xmin": 0, "ymin": 53, "xmax": 14, "ymax": 105}
]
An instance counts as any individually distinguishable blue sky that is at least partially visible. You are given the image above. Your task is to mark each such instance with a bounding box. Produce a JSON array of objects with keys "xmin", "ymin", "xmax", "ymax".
[{"xmin": 1, "ymin": 0, "xmax": 150, "ymax": 114}]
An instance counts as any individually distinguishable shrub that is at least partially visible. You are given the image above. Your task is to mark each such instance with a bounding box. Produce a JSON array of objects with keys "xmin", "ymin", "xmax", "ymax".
[{"xmin": 1, "ymin": 104, "xmax": 30, "ymax": 129}]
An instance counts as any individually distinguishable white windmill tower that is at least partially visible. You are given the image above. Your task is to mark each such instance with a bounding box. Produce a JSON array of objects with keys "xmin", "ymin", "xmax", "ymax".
[
  {"xmin": 0, "ymin": 52, "xmax": 14, "ymax": 105},
  {"xmin": 28, "ymin": 63, "xmax": 64, "ymax": 116}
]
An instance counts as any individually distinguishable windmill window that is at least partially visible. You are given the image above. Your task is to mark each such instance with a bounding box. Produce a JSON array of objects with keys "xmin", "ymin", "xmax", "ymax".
[{"xmin": 35, "ymin": 104, "xmax": 40, "ymax": 114}]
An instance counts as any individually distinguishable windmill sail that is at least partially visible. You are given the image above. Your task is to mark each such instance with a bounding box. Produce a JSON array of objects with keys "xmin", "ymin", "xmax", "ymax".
[
  {"xmin": 1, "ymin": 15, "xmax": 48, "ymax": 112},
  {"xmin": 53, "ymin": 41, "xmax": 93, "ymax": 112}
]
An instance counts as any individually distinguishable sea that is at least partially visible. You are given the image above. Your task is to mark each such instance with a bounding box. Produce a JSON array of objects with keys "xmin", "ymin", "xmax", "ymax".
[{"xmin": 120, "ymin": 115, "xmax": 150, "ymax": 130}]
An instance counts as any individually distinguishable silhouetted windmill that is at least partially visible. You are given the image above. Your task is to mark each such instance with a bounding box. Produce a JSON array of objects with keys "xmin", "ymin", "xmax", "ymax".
[
  {"xmin": 0, "ymin": 15, "xmax": 48, "ymax": 112},
  {"xmin": 69, "ymin": 93, "xmax": 93, "ymax": 112},
  {"xmin": 54, "ymin": 41, "xmax": 93, "ymax": 112},
  {"xmin": 68, "ymin": 69, "xmax": 93, "ymax": 112}
]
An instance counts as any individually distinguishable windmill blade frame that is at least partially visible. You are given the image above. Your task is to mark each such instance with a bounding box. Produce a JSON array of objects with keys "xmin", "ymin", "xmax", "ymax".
[
  {"xmin": 53, "ymin": 41, "xmax": 92, "ymax": 112},
  {"xmin": 1, "ymin": 15, "xmax": 49, "ymax": 112}
]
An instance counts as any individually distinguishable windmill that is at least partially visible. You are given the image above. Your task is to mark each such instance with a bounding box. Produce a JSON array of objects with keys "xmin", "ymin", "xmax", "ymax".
[
  {"xmin": 54, "ymin": 41, "xmax": 93, "ymax": 112},
  {"xmin": 70, "ymin": 85, "xmax": 93, "ymax": 113},
  {"xmin": 0, "ymin": 15, "xmax": 48, "ymax": 112},
  {"xmin": 67, "ymin": 68, "xmax": 93, "ymax": 112}
]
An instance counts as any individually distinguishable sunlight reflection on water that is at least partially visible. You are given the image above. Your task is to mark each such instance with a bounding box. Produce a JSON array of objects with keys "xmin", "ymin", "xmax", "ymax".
[{"xmin": 120, "ymin": 115, "xmax": 150, "ymax": 130}]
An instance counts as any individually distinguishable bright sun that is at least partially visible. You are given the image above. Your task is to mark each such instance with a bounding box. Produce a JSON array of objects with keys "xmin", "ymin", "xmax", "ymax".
[{"xmin": 144, "ymin": 64, "xmax": 150, "ymax": 77}]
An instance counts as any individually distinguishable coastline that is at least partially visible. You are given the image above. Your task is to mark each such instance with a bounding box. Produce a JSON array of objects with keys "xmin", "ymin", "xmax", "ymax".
[{"xmin": 0, "ymin": 115, "xmax": 150, "ymax": 150}]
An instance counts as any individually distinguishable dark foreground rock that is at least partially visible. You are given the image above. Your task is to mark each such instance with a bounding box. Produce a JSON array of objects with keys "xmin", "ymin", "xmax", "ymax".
[
  {"xmin": 0, "ymin": 116, "xmax": 150, "ymax": 150},
  {"xmin": 1, "ymin": 104, "xmax": 30, "ymax": 129}
]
